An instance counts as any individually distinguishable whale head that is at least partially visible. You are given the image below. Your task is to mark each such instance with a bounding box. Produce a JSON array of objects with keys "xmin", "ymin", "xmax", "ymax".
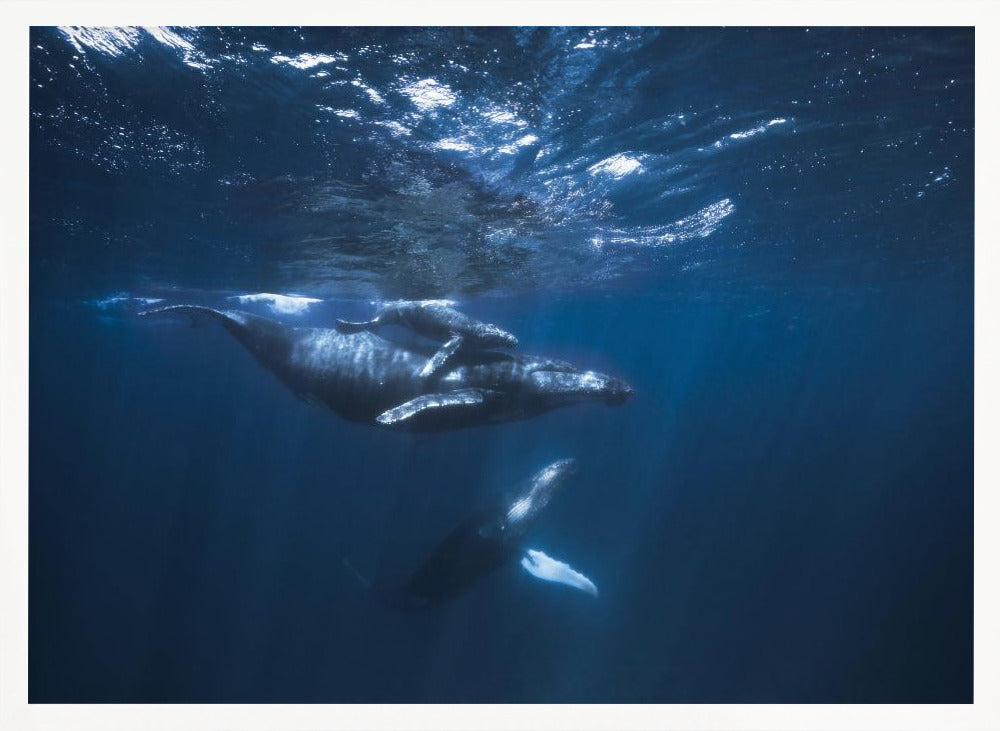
[
  {"xmin": 527, "ymin": 366, "xmax": 635, "ymax": 409},
  {"xmin": 476, "ymin": 325, "xmax": 520, "ymax": 349}
]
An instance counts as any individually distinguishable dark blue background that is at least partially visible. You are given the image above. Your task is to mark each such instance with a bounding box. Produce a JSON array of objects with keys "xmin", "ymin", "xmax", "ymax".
[{"xmin": 30, "ymin": 27, "xmax": 973, "ymax": 702}]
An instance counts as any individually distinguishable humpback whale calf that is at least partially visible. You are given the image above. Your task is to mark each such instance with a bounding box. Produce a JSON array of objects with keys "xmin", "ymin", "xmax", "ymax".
[
  {"xmin": 379, "ymin": 459, "xmax": 598, "ymax": 611},
  {"xmin": 336, "ymin": 299, "xmax": 519, "ymax": 378},
  {"xmin": 139, "ymin": 306, "xmax": 633, "ymax": 431}
]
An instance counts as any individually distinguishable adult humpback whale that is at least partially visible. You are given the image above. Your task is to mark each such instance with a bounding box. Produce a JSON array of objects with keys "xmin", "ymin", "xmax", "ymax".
[
  {"xmin": 360, "ymin": 459, "xmax": 598, "ymax": 611},
  {"xmin": 139, "ymin": 305, "xmax": 633, "ymax": 431}
]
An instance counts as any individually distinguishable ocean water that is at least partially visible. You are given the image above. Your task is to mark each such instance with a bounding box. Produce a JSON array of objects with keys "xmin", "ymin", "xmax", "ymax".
[{"xmin": 29, "ymin": 27, "xmax": 973, "ymax": 703}]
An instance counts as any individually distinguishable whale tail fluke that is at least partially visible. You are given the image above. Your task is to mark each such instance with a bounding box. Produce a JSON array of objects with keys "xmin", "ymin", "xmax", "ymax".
[{"xmin": 335, "ymin": 318, "xmax": 375, "ymax": 334}]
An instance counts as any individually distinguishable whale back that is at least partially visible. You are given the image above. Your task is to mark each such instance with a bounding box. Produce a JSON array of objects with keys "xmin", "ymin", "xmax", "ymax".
[
  {"xmin": 139, "ymin": 305, "xmax": 291, "ymax": 355},
  {"xmin": 392, "ymin": 500, "xmax": 517, "ymax": 611}
]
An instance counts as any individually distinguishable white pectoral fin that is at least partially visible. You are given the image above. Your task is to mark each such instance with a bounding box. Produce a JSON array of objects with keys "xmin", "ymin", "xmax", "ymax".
[
  {"xmin": 375, "ymin": 388, "xmax": 494, "ymax": 426},
  {"xmin": 520, "ymin": 549, "xmax": 598, "ymax": 598},
  {"xmin": 419, "ymin": 335, "xmax": 464, "ymax": 378}
]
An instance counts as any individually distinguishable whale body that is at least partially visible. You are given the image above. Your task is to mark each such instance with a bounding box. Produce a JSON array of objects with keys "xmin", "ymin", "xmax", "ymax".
[
  {"xmin": 140, "ymin": 305, "xmax": 633, "ymax": 431},
  {"xmin": 386, "ymin": 459, "xmax": 598, "ymax": 610}
]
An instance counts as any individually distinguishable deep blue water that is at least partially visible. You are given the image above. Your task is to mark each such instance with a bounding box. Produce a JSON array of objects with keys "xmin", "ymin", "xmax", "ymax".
[{"xmin": 29, "ymin": 27, "xmax": 973, "ymax": 703}]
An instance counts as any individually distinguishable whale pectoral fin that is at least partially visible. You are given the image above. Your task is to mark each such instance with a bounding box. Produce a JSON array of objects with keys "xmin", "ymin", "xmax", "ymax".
[
  {"xmin": 520, "ymin": 549, "xmax": 598, "ymax": 598},
  {"xmin": 419, "ymin": 335, "xmax": 464, "ymax": 378},
  {"xmin": 335, "ymin": 318, "xmax": 377, "ymax": 334},
  {"xmin": 375, "ymin": 388, "xmax": 497, "ymax": 427}
]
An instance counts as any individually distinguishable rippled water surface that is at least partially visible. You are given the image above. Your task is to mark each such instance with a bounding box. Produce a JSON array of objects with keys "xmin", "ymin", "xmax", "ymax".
[
  {"xmin": 30, "ymin": 27, "xmax": 973, "ymax": 703},
  {"xmin": 33, "ymin": 26, "xmax": 972, "ymax": 299}
]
